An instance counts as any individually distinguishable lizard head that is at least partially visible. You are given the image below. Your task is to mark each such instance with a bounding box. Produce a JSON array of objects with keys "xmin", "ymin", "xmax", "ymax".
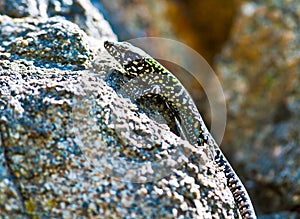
[
  {"xmin": 104, "ymin": 41, "xmax": 150, "ymax": 76},
  {"xmin": 104, "ymin": 41, "xmax": 169, "ymax": 77}
]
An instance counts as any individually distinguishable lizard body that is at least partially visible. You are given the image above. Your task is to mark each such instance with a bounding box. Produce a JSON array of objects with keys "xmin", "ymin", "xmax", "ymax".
[{"xmin": 104, "ymin": 41, "xmax": 256, "ymax": 219}]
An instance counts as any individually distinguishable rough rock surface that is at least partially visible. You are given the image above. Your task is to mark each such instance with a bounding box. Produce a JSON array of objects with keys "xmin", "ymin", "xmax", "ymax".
[
  {"xmin": 0, "ymin": 16, "xmax": 94, "ymax": 69},
  {"xmin": 0, "ymin": 57, "xmax": 238, "ymax": 218},
  {"xmin": 216, "ymin": 0, "xmax": 300, "ymax": 216},
  {"xmin": 0, "ymin": 0, "xmax": 242, "ymax": 218},
  {"xmin": 0, "ymin": 0, "xmax": 115, "ymax": 40}
]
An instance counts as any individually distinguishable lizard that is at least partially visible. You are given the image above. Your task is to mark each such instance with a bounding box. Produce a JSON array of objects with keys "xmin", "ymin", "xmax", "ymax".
[{"xmin": 104, "ymin": 40, "xmax": 257, "ymax": 219}]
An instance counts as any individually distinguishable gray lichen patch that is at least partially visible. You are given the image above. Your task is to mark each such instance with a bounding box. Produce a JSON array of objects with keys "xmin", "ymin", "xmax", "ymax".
[
  {"xmin": 0, "ymin": 15, "xmax": 95, "ymax": 69},
  {"xmin": 0, "ymin": 54, "xmax": 240, "ymax": 218}
]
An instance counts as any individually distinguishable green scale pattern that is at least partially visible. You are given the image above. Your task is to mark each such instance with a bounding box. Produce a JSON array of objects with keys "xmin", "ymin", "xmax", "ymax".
[{"xmin": 104, "ymin": 41, "xmax": 257, "ymax": 219}]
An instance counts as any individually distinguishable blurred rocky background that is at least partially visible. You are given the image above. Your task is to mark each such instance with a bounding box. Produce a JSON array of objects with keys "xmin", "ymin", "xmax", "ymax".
[{"xmin": 94, "ymin": 0, "xmax": 300, "ymax": 217}]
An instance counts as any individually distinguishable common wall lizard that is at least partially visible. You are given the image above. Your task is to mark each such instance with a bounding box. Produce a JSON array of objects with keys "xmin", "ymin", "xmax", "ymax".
[{"xmin": 104, "ymin": 41, "xmax": 257, "ymax": 219}]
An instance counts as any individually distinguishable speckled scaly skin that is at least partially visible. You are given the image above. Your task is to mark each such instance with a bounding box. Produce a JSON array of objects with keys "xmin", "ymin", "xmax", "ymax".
[{"xmin": 104, "ymin": 41, "xmax": 257, "ymax": 219}]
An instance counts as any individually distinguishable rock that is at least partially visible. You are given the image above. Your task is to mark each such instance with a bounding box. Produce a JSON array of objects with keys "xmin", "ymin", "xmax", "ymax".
[
  {"xmin": 216, "ymin": 0, "xmax": 300, "ymax": 216},
  {"xmin": 0, "ymin": 0, "xmax": 39, "ymax": 17},
  {"xmin": 0, "ymin": 16, "xmax": 94, "ymax": 69},
  {"xmin": 0, "ymin": 31, "xmax": 238, "ymax": 219},
  {"xmin": 0, "ymin": 1, "xmax": 242, "ymax": 218},
  {"xmin": 0, "ymin": 0, "xmax": 116, "ymax": 40}
]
